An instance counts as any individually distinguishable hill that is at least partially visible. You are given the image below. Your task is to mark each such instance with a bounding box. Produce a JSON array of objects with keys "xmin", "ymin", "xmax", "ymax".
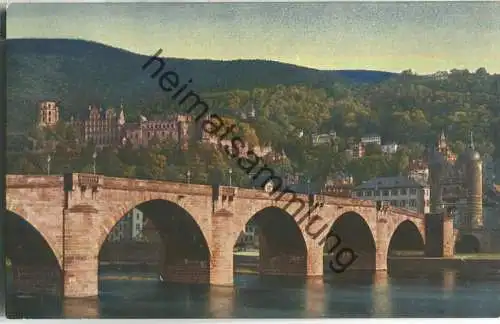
[{"xmin": 6, "ymin": 38, "xmax": 397, "ymax": 130}]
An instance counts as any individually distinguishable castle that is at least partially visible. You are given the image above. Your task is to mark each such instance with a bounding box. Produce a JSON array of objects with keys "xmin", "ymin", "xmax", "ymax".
[
  {"xmin": 37, "ymin": 100, "xmax": 193, "ymax": 149},
  {"xmin": 428, "ymin": 131, "xmax": 500, "ymax": 253}
]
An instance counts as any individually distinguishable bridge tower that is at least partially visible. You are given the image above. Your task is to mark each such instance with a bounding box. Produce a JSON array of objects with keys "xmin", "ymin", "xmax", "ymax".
[{"xmin": 462, "ymin": 132, "xmax": 483, "ymax": 229}]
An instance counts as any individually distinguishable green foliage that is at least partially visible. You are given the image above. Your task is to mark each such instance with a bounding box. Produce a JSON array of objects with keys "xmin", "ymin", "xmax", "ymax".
[{"xmin": 6, "ymin": 39, "xmax": 500, "ymax": 187}]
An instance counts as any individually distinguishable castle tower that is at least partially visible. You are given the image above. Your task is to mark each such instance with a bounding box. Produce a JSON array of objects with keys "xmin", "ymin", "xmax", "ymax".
[
  {"xmin": 176, "ymin": 114, "xmax": 191, "ymax": 151},
  {"xmin": 118, "ymin": 102, "xmax": 126, "ymax": 126},
  {"xmin": 428, "ymin": 147, "xmax": 445, "ymax": 214},
  {"xmin": 89, "ymin": 105, "xmax": 100, "ymax": 120},
  {"xmin": 462, "ymin": 131, "xmax": 483, "ymax": 229},
  {"xmin": 38, "ymin": 100, "xmax": 60, "ymax": 128}
]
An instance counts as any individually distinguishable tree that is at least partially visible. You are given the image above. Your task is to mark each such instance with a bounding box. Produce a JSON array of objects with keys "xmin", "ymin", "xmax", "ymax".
[{"xmin": 364, "ymin": 143, "xmax": 382, "ymax": 156}]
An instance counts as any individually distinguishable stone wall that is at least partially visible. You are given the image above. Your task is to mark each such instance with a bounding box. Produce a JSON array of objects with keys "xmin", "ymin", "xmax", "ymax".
[
  {"xmin": 10, "ymin": 265, "xmax": 61, "ymax": 295},
  {"xmin": 259, "ymin": 255, "xmax": 307, "ymax": 276},
  {"xmin": 160, "ymin": 261, "xmax": 210, "ymax": 284}
]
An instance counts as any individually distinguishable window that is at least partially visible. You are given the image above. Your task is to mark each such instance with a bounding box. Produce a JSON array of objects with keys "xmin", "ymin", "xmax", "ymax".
[
  {"xmin": 136, "ymin": 224, "xmax": 141, "ymax": 231},
  {"xmin": 400, "ymin": 200, "xmax": 406, "ymax": 207},
  {"xmin": 356, "ymin": 191, "xmax": 362, "ymax": 197},
  {"xmin": 400, "ymin": 188, "xmax": 407, "ymax": 195},
  {"xmin": 410, "ymin": 188, "xmax": 417, "ymax": 195},
  {"xmin": 374, "ymin": 190, "xmax": 380, "ymax": 196},
  {"xmin": 391, "ymin": 189, "xmax": 398, "ymax": 196},
  {"xmin": 410, "ymin": 199, "xmax": 417, "ymax": 207},
  {"xmin": 365, "ymin": 191, "xmax": 372, "ymax": 197},
  {"xmin": 390, "ymin": 200, "xmax": 397, "ymax": 206},
  {"xmin": 383, "ymin": 190, "xmax": 389, "ymax": 196}
]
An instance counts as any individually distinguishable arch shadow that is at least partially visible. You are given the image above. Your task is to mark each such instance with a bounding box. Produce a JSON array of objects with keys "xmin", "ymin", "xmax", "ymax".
[
  {"xmin": 233, "ymin": 206, "xmax": 308, "ymax": 278},
  {"xmin": 98, "ymin": 199, "xmax": 211, "ymax": 288},
  {"xmin": 5, "ymin": 211, "xmax": 62, "ymax": 299},
  {"xmin": 388, "ymin": 220, "xmax": 425, "ymax": 257},
  {"xmin": 455, "ymin": 234, "xmax": 480, "ymax": 254},
  {"xmin": 386, "ymin": 220, "xmax": 425, "ymax": 275},
  {"xmin": 323, "ymin": 211, "xmax": 376, "ymax": 273}
]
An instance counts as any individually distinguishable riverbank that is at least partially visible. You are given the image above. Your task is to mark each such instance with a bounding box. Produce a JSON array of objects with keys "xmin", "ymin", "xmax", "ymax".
[
  {"xmin": 389, "ymin": 255, "xmax": 500, "ymax": 273},
  {"xmin": 99, "ymin": 252, "xmax": 500, "ymax": 275}
]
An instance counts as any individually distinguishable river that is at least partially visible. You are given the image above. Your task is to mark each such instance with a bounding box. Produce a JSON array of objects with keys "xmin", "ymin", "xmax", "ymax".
[{"xmin": 6, "ymin": 266, "xmax": 500, "ymax": 318}]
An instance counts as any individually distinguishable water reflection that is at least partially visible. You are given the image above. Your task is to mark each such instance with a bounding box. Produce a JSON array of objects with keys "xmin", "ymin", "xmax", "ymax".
[
  {"xmin": 6, "ymin": 269, "xmax": 500, "ymax": 318},
  {"xmin": 63, "ymin": 297, "xmax": 100, "ymax": 318},
  {"xmin": 443, "ymin": 269, "xmax": 456, "ymax": 294},
  {"xmin": 304, "ymin": 277, "xmax": 326, "ymax": 317},
  {"xmin": 208, "ymin": 285, "xmax": 234, "ymax": 318},
  {"xmin": 371, "ymin": 271, "xmax": 391, "ymax": 317}
]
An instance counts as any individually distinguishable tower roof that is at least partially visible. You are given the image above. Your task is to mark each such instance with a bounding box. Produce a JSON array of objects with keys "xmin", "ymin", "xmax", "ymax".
[{"xmin": 459, "ymin": 131, "xmax": 481, "ymax": 162}]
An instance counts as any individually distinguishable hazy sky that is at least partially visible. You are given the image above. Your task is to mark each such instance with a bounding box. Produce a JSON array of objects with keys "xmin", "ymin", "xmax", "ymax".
[{"xmin": 7, "ymin": 2, "xmax": 500, "ymax": 74}]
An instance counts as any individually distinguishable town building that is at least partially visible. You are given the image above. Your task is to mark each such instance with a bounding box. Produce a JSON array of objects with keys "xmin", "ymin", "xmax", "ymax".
[
  {"xmin": 483, "ymin": 184, "xmax": 500, "ymax": 231},
  {"xmin": 361, "ymin": 134, "xmax": 382, "ymax": 146},
  {"xmin": 409, "ymin": 159, "xmax": 429, "ymax": 183},
  {"xmin": 352, "ymin": 176, "xmax": 430, "ymax": 214},
  {"xmin": 107, "ymin": 208, "xmax": 146, "ymax": 242},
  {"xmin": 312, "ymin": 132, "xmax": 337, "ymax": 146},
  {"xmin": 235, "ymin": 223, "xmax": 260, "ymax": 250},
  {"xmin": 381, "ymin": 143, "xmax": 399, "ymax": 154},
  {"xmin": 349, "ymin": 134, "xmax": 397, "ymax": 159},
  {"xmin": 482, "ymin": 153, "xmax": 496, "ymax": 187},
  {"xmin": 323, "ymin": 173, "xmax": 354, "ymax": 198},
  {"xmin": 351, "ymin": 143, "xmax": 365, "ymax": 159}
]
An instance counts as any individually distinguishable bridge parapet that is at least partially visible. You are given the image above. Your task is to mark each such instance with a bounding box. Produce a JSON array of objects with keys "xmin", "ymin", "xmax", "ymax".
[
  {"xmin": 77, "ymin": 173, "xmax": 103, "ymax": 187},
  {"xmin": 7, "ymin": 174, "xmax": 63, "ymax": 188},
  {"xmin": 99, "ymin": 175, "xmax": 213, "ymax": 196},
  {"xmin": 390, "ymin": 207, "xmax": 424, "ymax": 219},
  {"xmin": 323, "ymin": 195, "xmax": 374, "ymax": 208},
  {"xmin": 236, "ymin": 187, "xmax": 309, "ymax": 202},
  {"xmin": 219, "ymin": 186, "xmax": 237, "ymax": 198}
]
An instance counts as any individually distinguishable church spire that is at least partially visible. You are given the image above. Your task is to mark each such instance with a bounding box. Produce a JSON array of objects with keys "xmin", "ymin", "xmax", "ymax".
[
  {"xmin": 440, "ymin": 129, "xmax": 446, "ymax": 142},
  {"xmin": 437, "ymin": 129, "xmax": 447, "ymax": 151}
]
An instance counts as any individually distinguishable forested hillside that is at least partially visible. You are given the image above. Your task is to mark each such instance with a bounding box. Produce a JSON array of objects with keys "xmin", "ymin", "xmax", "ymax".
[
  {"xmin": 7, "ymin": 39, "xmax": 500, "ymax": 188},
  {"xmin": 7, "ymin": 38, "xmax": 393, "ymax": 130}
]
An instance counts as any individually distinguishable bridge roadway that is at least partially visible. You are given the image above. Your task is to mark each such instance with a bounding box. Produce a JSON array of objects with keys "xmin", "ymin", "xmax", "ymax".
[{"xmin": 5, "ymin": 173, "xmax": 451, "ymax": 298}]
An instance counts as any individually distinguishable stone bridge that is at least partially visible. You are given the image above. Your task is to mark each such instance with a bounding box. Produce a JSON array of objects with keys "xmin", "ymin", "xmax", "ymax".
[{"xmin": 5, "ymin": 173, "xmax": 453, "ymax": 298}]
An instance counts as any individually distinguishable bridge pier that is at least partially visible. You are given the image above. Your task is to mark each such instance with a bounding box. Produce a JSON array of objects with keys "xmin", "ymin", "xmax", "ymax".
[
  {"xmin": 375, "ymin": 218, "xmax": 389, "ymax": 271},
  {"xmin": 209, "ymin": 209, "xmax": 234, "ymax": 286},
  {"xmin": 306, "ymin": 245, "xmax": 324, "ymax": 277},
  {"xmin": 62, "ymin": 297, "xmax": 100, "ymax": 318},
  {"xmin": 63, "ymin": 206, "xmax": 100, "ymax": 298}
]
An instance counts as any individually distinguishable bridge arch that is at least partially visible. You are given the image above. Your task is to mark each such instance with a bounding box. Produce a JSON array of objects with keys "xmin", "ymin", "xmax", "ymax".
[
  {"xmin": 387, "ymin": 220, "xmax": 425, "ymax": 258},
  {"xmin": 5, "ymin": 210, "xmax": 62, "ymax": 296},
  {"xmin": 323, "ymin": 211, "xmax": 376, "ymax": 272},
  {"xmin": 233, "ymin": 206, "xmax": 308, "ymax": 277},
  {"xmin": 455, "ymin": 234, "xmax": 481, "ymax": 253},
  {"xmin": 98, "ymin": 198, "xmax": 212, "ymax": 285}
]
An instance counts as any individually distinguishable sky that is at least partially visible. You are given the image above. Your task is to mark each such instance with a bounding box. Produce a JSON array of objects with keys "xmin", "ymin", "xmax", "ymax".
[{"xmin": 6, "ymin": 1, "xmax": 500, "ymax": 74}]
